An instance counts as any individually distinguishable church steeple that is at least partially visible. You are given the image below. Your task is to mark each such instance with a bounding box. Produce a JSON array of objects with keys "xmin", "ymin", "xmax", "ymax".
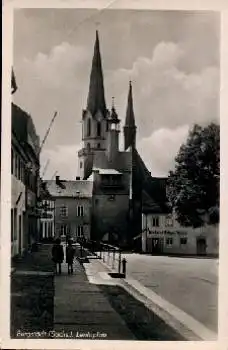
[
  {"xmin": 87, "ymin": 30, "xmax": 106, "ymax": 117},
  {"xmin": 124, "ymin": 81, "xmax": 137, "ymax": 150}
]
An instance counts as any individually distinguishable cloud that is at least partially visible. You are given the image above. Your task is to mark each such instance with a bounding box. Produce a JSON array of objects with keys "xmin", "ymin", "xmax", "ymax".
[
  {"xmin": 14, "ymin": 38, "xmax": 219, "ymax": 179},
  {"xmin": 40, "ymin": 144, "xmax": 81, "ymax": 180},
  {"xmin": 106, "ymin": 41, "xmax": 219, "ymax": 139},
  {"xmin": 137, "ymin": 125, "xmax": 190, "ymax": 177}
]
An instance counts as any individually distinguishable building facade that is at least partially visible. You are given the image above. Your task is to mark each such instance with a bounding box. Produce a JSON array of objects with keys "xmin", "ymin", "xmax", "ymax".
[
  {"xmin": 142, "ymin": 211, "xmax": 219, "ymax": 256},
  {"xmin": 39, "ymin": 180, "xmax": 55, "ymax": 241},
  {"xmin": 11, "ymin": 103, "xmax": 40, "ymax": 257},
  {"xmin": 45, "ymin": 177, "xmax": 93, "ymax": 242}
]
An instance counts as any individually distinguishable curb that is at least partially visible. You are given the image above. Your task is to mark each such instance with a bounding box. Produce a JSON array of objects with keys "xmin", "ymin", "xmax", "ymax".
[{"xmin": 95, "ymin": 257, "xmax": 217, "ymax": 341}]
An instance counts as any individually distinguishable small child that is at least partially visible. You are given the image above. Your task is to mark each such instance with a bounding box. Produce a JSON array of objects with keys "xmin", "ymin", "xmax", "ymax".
[
  {"xmin": 66, "ymin": 239, "xmax": 75, "ymax": 274},
  {"xmin": 52, "ymin": 238, "xmax": 64, "ymax": 274}
]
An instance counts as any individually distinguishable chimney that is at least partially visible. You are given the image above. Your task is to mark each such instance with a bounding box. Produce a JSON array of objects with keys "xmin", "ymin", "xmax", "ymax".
[{"xmin": 76, "ymin": 176, "xmax": 80, "ymax": 180}]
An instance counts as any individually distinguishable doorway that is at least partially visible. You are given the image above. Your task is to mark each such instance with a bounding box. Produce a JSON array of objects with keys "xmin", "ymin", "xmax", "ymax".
[
  {"xmin": 196, "ymin": 237, "xmax": 207, "ymax": 256},
  {"xmin": 151, "ymin": 237, "xmax": 163, "ymax": 254}
]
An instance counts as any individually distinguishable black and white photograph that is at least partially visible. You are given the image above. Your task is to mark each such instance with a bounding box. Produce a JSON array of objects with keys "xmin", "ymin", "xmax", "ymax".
[{"xmin": 1, "ymin": 0, "xmax": 226, "ymax": 347}]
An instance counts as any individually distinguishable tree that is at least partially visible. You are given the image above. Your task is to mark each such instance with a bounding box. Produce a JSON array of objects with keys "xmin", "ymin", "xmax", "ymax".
[{"xmin": 167, "ymin": 123, "xmax": 219, "ymax": 227}]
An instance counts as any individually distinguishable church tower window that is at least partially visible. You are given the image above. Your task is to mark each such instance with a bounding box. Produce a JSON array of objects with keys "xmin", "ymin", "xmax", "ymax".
[
  {"xmin": 97, "ymin": 121, "xmax": 101, "ymax": 137},
  {"xmin": 87, "ymin": 119, "xmax": 91, "ymax": 137}
]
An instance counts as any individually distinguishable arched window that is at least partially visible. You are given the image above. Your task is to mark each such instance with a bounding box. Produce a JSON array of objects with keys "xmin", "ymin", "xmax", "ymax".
[
  {"xmin": 87, "ymin": 119, "xmax": 91, "ymax": 137},
  {"xmin": 97, "ymin": 121, "xmax": 101, "ymax": 137}
]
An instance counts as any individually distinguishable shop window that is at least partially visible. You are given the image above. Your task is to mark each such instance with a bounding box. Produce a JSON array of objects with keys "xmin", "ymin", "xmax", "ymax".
[
  {"xmin": 152, "ymin": 216, "xmax": 159, "ymax": 227},
  {"xmin": 180, "ymin": 237, "xmax": 187, "ymax": 245},
  {"xmin": 60, "ymin": 205, "xmax": 68, "ymax": 217},
  {"xmin": 166, "ymin": 238, "xmax": 173, "ymax": 246}
]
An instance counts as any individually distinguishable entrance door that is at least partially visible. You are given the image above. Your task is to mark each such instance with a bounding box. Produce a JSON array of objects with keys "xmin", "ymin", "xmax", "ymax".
[
  {"xmin": 152, "ymin": 238, "xmax": 163, "ymax": 254},
  {"xmin": 196, "ymin": 238, "xmax": 207, "ymax": 256}
]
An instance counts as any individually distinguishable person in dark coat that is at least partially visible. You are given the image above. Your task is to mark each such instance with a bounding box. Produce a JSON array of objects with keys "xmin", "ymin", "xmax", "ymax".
[
  {"xmin": 52, "ymin": 238, "xmax": 64, "ymax": 274},
  {"xmin": 66, "ymin": 238, "xmax": 75, "ymax": 274}
]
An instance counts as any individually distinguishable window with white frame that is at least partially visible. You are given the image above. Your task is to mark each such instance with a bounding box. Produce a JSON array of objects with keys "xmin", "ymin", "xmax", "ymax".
[
  {"xmin": 166, "ymin": 238, "xmax": 173, "ymax": 246},
  {"xmin": 60, "ymin": 205, "xmax": 68, "ymax": 217},
  {"xmin": 77, "ymin": 225, "xmax": 84, "ymax": 237},
  {"xmin": 165, "ymin": 215, "xmax": 173, "ymax": 227},
  {"xmin": 152, "ymin": 216, "xmax": 159, "ymax": 227},
  {"xmin": 60, "ymin": 224, "xmax": 68, "ymax": 236},
  {"xmin": 77, "ymin": 205, "xmax": 84, "ymax": 216}
]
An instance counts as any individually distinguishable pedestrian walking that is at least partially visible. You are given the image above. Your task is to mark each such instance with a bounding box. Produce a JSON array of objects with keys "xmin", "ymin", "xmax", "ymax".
[
  {"xmin": 66, "ymin": 238, "xmax": 75, "ymax": 274},
  {"xmin": 52, "ymin": 238, "xmax": 64, "ymax": 274}
]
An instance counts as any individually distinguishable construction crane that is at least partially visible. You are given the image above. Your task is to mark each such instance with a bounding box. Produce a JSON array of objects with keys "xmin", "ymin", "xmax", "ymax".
[
  {"xmin": 41, "ymin": 159, "xmax": 50, "ymax": 178},
  {"xmin": 39, "ymin": 111, "xmax": 58, "ymax": 156}
]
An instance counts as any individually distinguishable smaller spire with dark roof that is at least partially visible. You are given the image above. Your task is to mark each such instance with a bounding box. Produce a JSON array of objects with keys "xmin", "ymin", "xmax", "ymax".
[
  {"xmin": 124, "ymin": 81, "xmax": 137, "ymax": 150},
  {"xmin": 110, "ymin": 97, "xmax": 120, "ymax": 124}
]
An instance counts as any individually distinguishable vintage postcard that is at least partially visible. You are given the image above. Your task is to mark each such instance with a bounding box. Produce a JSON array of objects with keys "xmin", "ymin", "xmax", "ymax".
[{"xmin": 1, "ymin": 0, "xmax": 228, "ymax": 349}]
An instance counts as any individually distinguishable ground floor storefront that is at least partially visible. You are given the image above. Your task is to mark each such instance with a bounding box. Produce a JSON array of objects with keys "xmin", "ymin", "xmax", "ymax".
[{"xmin": 142, "ymin": 225, "xmax": 219, "ymax": 257}]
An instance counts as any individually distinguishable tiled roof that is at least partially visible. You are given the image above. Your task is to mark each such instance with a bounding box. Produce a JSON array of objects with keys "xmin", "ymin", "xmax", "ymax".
[
  {"xmin": 45, "ymin": 180, "xmax": 93, "ymax": 198},
  {"xmin": 12, "ymin": 103, "xmax": 40, "ymax": 157},
  {"xmin": 132, "ymin": 148, "xmax": 170, "ymax": 213}
]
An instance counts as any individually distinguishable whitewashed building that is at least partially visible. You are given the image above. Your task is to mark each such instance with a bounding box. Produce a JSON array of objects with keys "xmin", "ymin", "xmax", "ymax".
[{"xmin": 142, "ymin": 209, "xmax": 219, "ymax": 256}]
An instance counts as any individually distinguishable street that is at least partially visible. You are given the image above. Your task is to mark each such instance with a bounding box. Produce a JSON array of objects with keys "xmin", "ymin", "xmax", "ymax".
[{"xmin": 121, "ymin": 253, "xmax": 218, "ymax": 332}]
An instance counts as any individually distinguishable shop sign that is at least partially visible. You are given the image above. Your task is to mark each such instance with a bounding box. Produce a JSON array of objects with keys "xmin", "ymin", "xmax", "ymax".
[{"xmin": 147, "ymin": 230, "xmax": 188, "ymax": 236}]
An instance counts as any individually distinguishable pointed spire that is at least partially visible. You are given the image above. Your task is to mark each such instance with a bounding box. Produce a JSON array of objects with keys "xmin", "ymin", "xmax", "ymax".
[
  {"xmin": 125, "ymin": 81, "xmax": 135, "ymax": 127},
  {"xmin": 124, "ymin": 81, "xmax": 137, "ymax": 150},
  {"xmin": 87, "ymin": 30, "xmax": 106, "ymax": 117}
]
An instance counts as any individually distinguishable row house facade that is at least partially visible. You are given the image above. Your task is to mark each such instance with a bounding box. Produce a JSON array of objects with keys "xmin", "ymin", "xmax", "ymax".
[
  {"xmin": 44, "ymin": 177, "xmax": 93, "ymax": 242},
  {"xmin": 11, "ymin": 103, "xmax": 40, "ymax": 257}
]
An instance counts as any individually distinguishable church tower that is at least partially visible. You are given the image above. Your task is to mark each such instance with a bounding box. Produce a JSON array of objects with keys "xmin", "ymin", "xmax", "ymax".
[
  {"xmin": 106, "ymin": 99, "xmax": 120, "ymax": 162},
  {"xmin": 124, "ymin": 81, "xmax": 137, "ymax": 150},
  {"xmin": 78, "ymin": 31, "xmax": 109, "ymax": 179}
]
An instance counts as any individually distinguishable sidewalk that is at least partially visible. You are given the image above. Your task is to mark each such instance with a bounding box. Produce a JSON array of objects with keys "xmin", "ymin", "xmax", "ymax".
[
  {"xmin": 54, "ymin": 255, "xmax": 135, "ymax": 340},
  {"xmin": 11, "ymin": 244, "xmax": 55, "ymax": 338}
]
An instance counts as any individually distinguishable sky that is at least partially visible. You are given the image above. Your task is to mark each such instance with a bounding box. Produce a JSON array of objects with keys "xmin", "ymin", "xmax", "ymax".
[{"xmin": 13, "ymin": 8, "xmax": 220, "ymax": 180}]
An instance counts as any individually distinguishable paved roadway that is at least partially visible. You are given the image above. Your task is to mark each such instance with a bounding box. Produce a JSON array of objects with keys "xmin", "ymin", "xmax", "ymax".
[{"xmin": 121, "ymin": 253, "xmax": 218, "ymax": 332}]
